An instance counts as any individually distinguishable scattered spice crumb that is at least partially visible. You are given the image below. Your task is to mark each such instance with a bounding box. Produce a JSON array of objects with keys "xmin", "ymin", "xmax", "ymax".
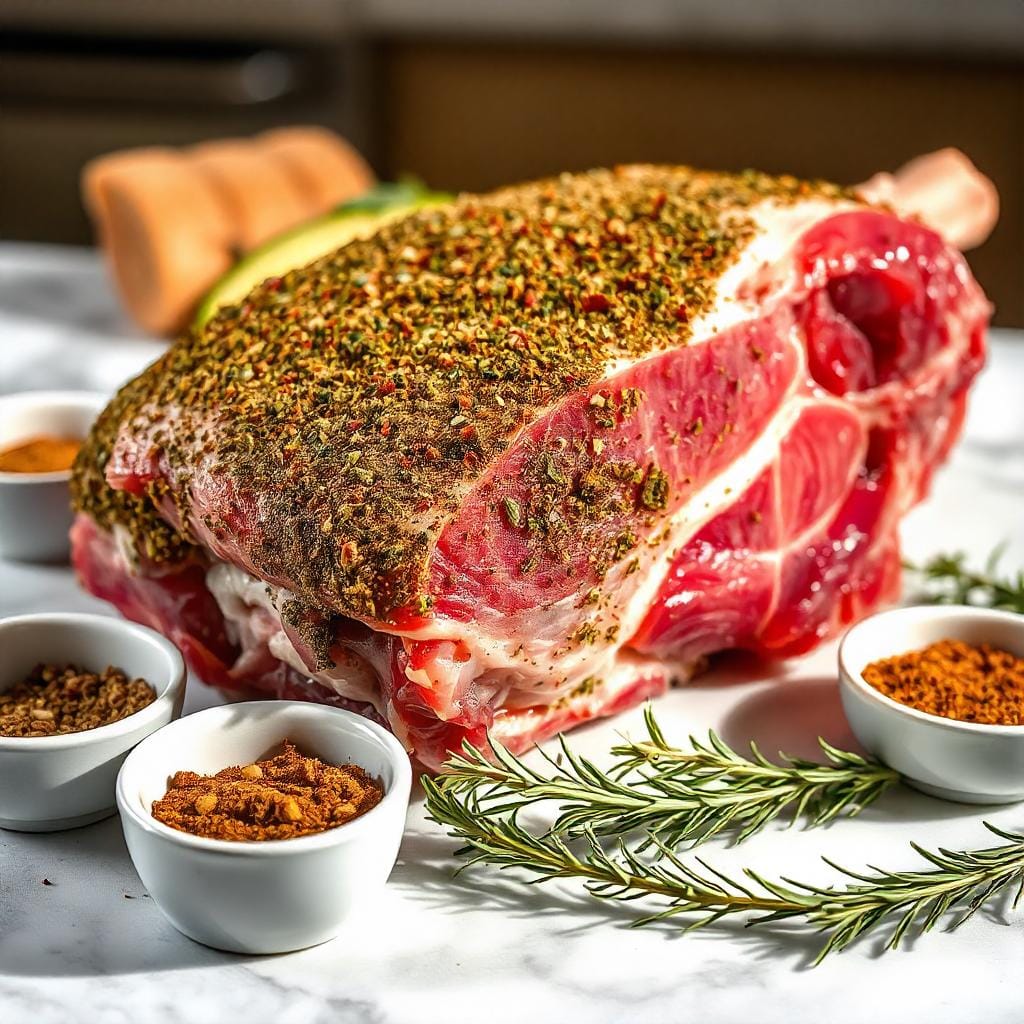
[{"xmin": 42, "ymin": 878, "xmax": 54, "ymax": 886}]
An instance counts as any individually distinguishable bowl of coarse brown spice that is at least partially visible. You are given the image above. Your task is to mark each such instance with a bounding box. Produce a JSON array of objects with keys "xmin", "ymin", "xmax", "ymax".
[
  {"xmin": 839, "ymin": 605, "xmax": 1024, "ymax": 804},
  {"xmin": 0, "ymin": 613, "xmax": 186, "ymax": 831},
  {"xmin": 116, "ymin": 700, "xmax": 411, "ymax": 954}
]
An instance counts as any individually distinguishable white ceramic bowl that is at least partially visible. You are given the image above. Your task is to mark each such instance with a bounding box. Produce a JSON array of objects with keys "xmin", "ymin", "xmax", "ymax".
[
  {"xmin": 0, "ymin": 613, "xmax": 186, "ymax": 831},
  {"xmin": 0, "ymin": 390, "xmax": 108, "ymax": 562},
  {"xmin": 839, "ymin": 605, "xmax": 1024, "ymax": 804},
  {"xmin": 116, "ymin": 700, "xmax": 412, "ymax": 954}
]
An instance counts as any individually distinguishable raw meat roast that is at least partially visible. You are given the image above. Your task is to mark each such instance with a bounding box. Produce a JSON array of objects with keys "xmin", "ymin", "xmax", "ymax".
[{"xmin": 71, "ymin": 165, "xmax": 989, "ymax": 769}]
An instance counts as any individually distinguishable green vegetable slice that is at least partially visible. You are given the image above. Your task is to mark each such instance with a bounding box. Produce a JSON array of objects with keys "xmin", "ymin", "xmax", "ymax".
[{"xmin": 194, "ymin": 181, "xmax": 448, "ymax": 328}]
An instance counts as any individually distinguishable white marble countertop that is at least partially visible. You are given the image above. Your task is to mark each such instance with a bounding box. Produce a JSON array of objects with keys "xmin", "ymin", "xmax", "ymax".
[{"xmin": 1, "ymin": 243, "xmax": 1023, "ymax": 1024}]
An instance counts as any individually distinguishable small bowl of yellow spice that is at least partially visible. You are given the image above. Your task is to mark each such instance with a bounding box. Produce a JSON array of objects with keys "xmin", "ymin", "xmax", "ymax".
[
  {"xmin": 839, "ymin": 604, "xmax": 1024, "ymax": 804},
  {"xmin": 0, "ymin": 390, "xmax": 107, "ymax": 562}
]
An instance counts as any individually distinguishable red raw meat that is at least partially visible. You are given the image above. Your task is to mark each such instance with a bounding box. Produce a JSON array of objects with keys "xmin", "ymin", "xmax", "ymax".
[{"xmin": 70, "ymin": 168, "xmax": 988, "ymax": 769}]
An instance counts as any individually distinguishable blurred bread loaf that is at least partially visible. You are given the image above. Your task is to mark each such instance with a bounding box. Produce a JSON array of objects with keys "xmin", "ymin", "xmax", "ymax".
[
  {"xmin": 82, "ymin": 148, "xmax": 236, "ymax": 337},
  {"xmin": 190, "ymin": 139, "xmax": 315, "ymax": 251},
  {"xmin": 82, "ymin": 127, "xmax": 376, "ymax": 336},
  {"xmin": 260, "ymin": 126, "xmax": 375, "ymax": 211}
]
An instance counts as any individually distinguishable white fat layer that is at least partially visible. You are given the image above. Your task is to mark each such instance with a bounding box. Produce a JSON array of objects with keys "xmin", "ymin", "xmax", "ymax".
[
  {"xmin": 598, "ymin": 197, "xmax": 860, "ymax": 380},
  {"xmin": 205, "ymin": 562, "xmax": 383, "ymax": 710},
  {"xmin": 489, "ymin": 647, "xmax": 695, "ymax": 744},
  {"xmin": 111, "ymin": 523, "xmax": 139, "ymax": 571},
  {"xmin": 206, "ymin": 563, "xmax": 305, "ymax": 673},
  {"xmin": 696, "ymin": 197, "xmax": 861, "ymax": 336}
]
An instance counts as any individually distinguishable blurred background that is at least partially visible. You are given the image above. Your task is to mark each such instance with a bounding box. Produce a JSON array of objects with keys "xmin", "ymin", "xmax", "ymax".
[{"xmin": 1, "ymin": 0, "xmax": 1021, "ymax": 322}]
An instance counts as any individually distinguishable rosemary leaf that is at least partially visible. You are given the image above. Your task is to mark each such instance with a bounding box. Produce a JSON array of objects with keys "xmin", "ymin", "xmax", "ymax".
[
  {"xmin": 438, "ymin": 705, "xmax": 898, "ymax": 851},
  {"xmin": 905, "ymin": 547, "xmax": 1024, "ymax": 614}
]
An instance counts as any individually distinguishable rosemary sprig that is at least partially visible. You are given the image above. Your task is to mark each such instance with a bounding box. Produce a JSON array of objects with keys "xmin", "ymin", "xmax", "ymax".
[
  {"xmin": 423, "ymin": 776, "xmax": 1024, "ymax": 962},
  {"xmin": 613, "ymin": 706, "xmax": 898, "ymax": 843},
  {"xmin": 906, "ymin": 546, "xmax": 1024, "ymax": 613},
  {"xmin": 439, "ymin": 706, "xmax": 897, "ymax": 849}
]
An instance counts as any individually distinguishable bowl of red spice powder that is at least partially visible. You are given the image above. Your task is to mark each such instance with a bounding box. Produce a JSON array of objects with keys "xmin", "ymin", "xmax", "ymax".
[
  {"xmin": 115, "ymin": 700, "xmax": 412, "ymax": 954},
  {"xmin": 839, "ymin": 605, "xmax": 1024, "ymax": 804}
]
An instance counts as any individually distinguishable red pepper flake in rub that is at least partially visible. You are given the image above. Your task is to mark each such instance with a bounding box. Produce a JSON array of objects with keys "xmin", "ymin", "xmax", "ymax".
[{"xmin": 581, "ymin": 293, "xmax": 611, "ymax": 314}]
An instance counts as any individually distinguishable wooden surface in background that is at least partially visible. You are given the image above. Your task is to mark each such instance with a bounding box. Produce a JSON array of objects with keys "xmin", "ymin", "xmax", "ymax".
[
  {"xmin": 379, "ymin": 43, "xmax": 1022, "ymax": 325},
  {"xmin": 1, "ymin": 36, "xmax": 1019, "ymax": 324}
]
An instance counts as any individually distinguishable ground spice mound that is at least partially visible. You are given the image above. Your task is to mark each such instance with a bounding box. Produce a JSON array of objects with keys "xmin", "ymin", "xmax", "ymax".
[
  {"xmin": 862, "ymin": 640, "xmax": 1024, "ymax": 725},
  {"xmin": 72, "ymin": 165, "xmax": 854, "ymax": 621},
  {"xmin": 0, "ymin": 435, "xmax": 81, "ymax": 473},
  {"xmin": 152, "ymin": 740, "xmax": 384, "ymax": 841},
  {"xmin": 0, "ymin": 663, "xmax": 156, "ymax": 737}
]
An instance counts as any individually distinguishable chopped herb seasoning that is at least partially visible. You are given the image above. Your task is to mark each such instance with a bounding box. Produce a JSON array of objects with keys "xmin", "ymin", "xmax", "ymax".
[
  {"xmin": 640, "ymin": 465, "xmax": 670, "ymax": 511},
  {"xmin": 553, "ymin": 675, "xmax": 603, "ymax": 708},
  {"xmin": 72, "ymin": 165, "xmax": 851, "ymax": 621},
  {"xmin": 572, "ymin": 621, "xmax": 601, "ymax": 646},
  {"xmin": 503, "ymin": 497, "xmax": 523, "ymax": 528}
]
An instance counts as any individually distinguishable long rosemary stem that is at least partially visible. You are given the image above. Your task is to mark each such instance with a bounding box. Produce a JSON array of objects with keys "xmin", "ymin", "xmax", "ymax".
[
  {"xmin": 424, "ymin": 770, "xmax": 1024, "ymax": 962},
  {"xmin": 425, "ymin": 706, "xmax": 1024, "ymax": 961}
]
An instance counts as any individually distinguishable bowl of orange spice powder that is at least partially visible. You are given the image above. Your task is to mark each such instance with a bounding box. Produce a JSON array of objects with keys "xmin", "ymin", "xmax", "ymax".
[
  {"xmin": 116, "ymin": 700, "xmax": 411, "ymax": 954},
  {"xmin": 839, "ymin": 605, "xmax": 1024, "ymax": 804},
  {"xmin": 0, "ymin": 391, "xmax": 107, "ymax": 562}
]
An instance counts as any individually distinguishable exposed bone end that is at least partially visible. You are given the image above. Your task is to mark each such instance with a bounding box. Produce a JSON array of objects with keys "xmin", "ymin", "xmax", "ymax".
[{"xmin": 859, "ymin": 148, "xmax": 999, "ymax": 252}]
